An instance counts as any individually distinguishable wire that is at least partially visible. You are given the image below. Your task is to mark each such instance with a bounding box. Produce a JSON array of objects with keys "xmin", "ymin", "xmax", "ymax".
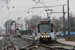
[
  {"xmin": 30, "ymin": 4, "xmax": 66, "ymax": 9},
  {"xmin": 0, "ymin": 3, "xmax": 6, "ymax": 8},
  {"xmin": 44, "ymin": 0, "xmax": 59, "ymax": 3}
]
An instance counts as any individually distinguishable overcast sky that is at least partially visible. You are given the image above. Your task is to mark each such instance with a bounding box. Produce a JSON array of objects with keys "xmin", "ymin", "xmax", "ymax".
[{"xmin": 0, "ymin": 0, "xmax": 75, "ymax": 29}]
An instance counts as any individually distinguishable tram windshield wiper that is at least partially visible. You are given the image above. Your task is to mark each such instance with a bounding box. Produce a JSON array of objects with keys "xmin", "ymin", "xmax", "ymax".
[
  {"xmin": 45, "ymin": 24, "xmax": 53, "ymax": 33},
  {"xmin": 45, "ymin": 28, "xmax": 50, "ymax": 33}
]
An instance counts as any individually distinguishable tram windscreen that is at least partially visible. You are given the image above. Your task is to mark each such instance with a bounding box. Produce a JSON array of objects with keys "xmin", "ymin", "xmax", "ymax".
[{"xmin": 39, "ymin": 24, "xmax": 51, "ymax": 33}]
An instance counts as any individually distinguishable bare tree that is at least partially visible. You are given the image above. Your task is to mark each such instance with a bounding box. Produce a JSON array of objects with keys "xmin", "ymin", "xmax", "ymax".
[{"xmin": 27, "ymin": 15, "xmax": 42, "ymax": 26}]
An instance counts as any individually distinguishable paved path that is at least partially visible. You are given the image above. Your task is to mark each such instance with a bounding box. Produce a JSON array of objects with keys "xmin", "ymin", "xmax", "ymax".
[
  {"xmin": 0, "ymin": 36, "xmax": 4, "ymax": 40},
  {"xmin": 0, "ymin": 36, "xmax": 5, "ymax": 50},
  {"xmin": 56, "ymin": 39, "xmax": 75, "ymax": 46}
]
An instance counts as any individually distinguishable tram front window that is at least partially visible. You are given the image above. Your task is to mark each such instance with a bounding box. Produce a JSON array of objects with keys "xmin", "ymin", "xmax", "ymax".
[{"xmin": 39, "ymin": 24, "xmax": 52, "ymax": 33}]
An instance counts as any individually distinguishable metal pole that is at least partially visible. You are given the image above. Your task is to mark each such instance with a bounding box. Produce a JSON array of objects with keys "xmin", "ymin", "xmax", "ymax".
[
  {"xmin": 67, "ymin": 0, "xmax": 70, "ymax": 37},
  {"xmin": 25, "ymin": 18, "xmax": 28, "ymax": 30},
  {"xmin": 15, "ymin": 21, "xmax": 16, "ymax": 35},
  {"xmin": 36, "ymin": 21, "xmax": 37, "ymax": 34},
  {"xmin": 6, "ymin": 21, "xmax": 7, "ymax": 35},
  {"xmin": 63, "ymin": 5, "xmax": 66, "ymax": 40},
  {"xmin": 35, "ymin": 20, "xmax": 36, "ymax": 33},
  {"xmin": 26, "ymin": 21, "xmax": 27, "ymax": 30},
  {"xmin": 10, "ymin": 24, "xmax": 11, "ymax": 34},
  {"xmin": 57, "ymin": 19, "xmax": 60, "ymax": 37}
]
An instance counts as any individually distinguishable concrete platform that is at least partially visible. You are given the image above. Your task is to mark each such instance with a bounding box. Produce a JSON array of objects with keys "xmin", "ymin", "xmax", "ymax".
[{"xmin": 56, "ymin": 39, "xmax": 75, "ymax": 46}]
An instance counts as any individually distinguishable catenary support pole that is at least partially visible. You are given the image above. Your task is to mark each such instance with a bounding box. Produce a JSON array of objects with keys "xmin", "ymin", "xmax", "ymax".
[
  {"xmin": 6, "ymin": 21, "xmax": 7, "ymax": 36},
  {"xmin": 63, "ymin": 5, "xmax": 66, "ymax": 40},
  {"xmin": 67, "ymin": 0, "xmax": 70, "ymax": 37}
]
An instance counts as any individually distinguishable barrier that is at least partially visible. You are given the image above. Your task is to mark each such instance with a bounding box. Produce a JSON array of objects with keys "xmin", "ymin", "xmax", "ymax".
[
  {"xmin": 66, "ymin": 35, "xmax": 75, "ymax": 41},
  {"xmin": 21, "ymin": 30, "xmax": 33, "ymax": 35}
]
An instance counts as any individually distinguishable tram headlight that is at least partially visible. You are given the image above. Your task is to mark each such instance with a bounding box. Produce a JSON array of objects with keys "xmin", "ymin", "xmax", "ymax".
[
  {"xmin": 41, "ymin": 36, "xmax": 43, "ymax": 37},
  {"xmin": 46, "ymin": 36, "xmax": 48, "ymax": 37},
  {"xmin": 44, "ymin": 36, "xmax": 45, "ymax": 37},
  {"xmin": 48, "ymin": 36, "xmax": 50, "ymax": 37},
  {"xmin": 41, "ymin": 36, "xmax": 50, "ymax": 38}
]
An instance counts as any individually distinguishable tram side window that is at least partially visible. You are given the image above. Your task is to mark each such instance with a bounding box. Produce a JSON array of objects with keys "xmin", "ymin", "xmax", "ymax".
[{"xmin": 51, "ymin": 24, "xmax": 53, "ymax": 32}]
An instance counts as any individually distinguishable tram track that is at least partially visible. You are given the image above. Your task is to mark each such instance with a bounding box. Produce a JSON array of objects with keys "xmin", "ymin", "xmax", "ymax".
[
  {"xmin": 26, "ymin": 43, "xmax": 75, "ymax": 50},
  {"xmin": 3, "ymin": 36, "xmax": 32, "ymax": 50},
  {"xmin": 3, "ymin": 36, "xmax": 75, "ymax": 50},
  {"xmin": 9, "ymin": 36, "xmax": 33, "ymax": 50},
  {"xmin": 19, "ymin": 36, "xmax": 75, "ymax": 50},
  {"xmin": 3, "ymin": 36, "xmax": 16, "ymax": 50}
]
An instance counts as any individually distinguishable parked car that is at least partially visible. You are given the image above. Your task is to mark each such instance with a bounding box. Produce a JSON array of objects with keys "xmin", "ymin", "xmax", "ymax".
[
  {"xmin": 61, "ymin": 32, "xmax": 74, "ymax": 37},
  {"xmin": 56, "ymin": 31, "xmax": 64, "ymax": 37},
  {"xmin": 7, "ymin": 34, "xmax": 11, "ymax": 36},
  {"xmin": 3, "ymin": 34, "xmax": 11, "ymax": 36},
  {"xmin": 3, "ymin": 34, "xmax": 6, "ymax": 36},
  {"xmin": 71, "ymin": 32, "xmax": 75, "ymax": 35}
]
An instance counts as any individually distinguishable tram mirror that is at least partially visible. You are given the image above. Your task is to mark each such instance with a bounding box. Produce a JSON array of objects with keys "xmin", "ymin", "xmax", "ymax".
[
  {"xmin": 51, "ymin": 24, "xmax": 53, "ymax": 27},
  {"xmin": 38, "ymin": 24, "xmax": 40, "ymax": 32}
]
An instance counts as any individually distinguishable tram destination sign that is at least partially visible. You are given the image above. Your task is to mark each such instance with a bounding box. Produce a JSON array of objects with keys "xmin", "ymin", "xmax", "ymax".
[{"xmin": 40, "ymin": 21, "xmax": 50, "ymax": 24}]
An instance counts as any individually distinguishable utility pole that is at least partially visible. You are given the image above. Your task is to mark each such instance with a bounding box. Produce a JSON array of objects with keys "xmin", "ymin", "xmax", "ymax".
[
  {"xmin": 63, "ymin": 5, "xmax": 66, "ymax": 40},
  {"xmin": 67, "ymin": 0, "xmax": 70, "ymax": 38},
  {"xmin": 47, "ymin": 6, "xmax": 66, "ymax": 39}
]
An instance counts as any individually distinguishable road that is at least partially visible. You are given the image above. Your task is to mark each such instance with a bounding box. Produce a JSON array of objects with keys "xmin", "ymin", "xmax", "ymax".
[{"xmin": 0, "ymin": 36, "xmax": 5, "ymax": 50}]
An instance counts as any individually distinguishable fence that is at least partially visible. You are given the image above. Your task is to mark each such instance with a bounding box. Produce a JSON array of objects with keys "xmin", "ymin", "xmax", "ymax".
[
  {"xmin": 20, "ymin": 30, "xmax": 33, "ymax": 35},
  {"xmin": 66, "ymin": 35, "xmax": 75, "ymax": 41}
]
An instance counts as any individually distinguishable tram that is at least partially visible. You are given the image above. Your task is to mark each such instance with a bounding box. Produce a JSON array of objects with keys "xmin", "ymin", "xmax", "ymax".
[{"xmin": 36, "ymin": 19, "xmax": 56, "ymax": 43}]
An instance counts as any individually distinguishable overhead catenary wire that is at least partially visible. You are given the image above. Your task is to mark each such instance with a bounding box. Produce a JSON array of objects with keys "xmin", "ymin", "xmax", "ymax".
[
  {"xmin": 40, "ymin": 0, "xmax": 59, "ymax": 3},
  {"xmin": 1, "ymin": 0, "xmax": 66, "ymax": 19},
  {"xmin": 30, "ymin": 4, "xmax": 67, "ymax": 9},
  {"xmin": 8, "ymin": 1, "xmax": 38, "ymax": 16},
  {"xmin": 32, "ymin": 0, "xmax": 59, "ymax": 4},
  {"xmin": 1, "ymin": 0, "xmax": 61, "ymax": 17},
  {"xmin": 0, "ymin": 3, "xmax": 6, "ymax": 8}
]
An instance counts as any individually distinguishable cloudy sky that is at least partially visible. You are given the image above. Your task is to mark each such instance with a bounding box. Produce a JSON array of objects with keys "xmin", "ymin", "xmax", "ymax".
[{"xmin": 0, "ymin": 0, "xmax": 75, "ymax": 29}]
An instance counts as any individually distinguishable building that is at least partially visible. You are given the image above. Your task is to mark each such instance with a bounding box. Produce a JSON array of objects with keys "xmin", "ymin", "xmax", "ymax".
[
  {"xmin": 12, "ymin": 17, "xmax": 28, "ymax": 34},
  {"xmin": 28, "ymin": 25, "xmax": 36, "ymax": 33},
  {"xmin": 13, "ymin": 17, "xmax": 28, "ymax": 30}
]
